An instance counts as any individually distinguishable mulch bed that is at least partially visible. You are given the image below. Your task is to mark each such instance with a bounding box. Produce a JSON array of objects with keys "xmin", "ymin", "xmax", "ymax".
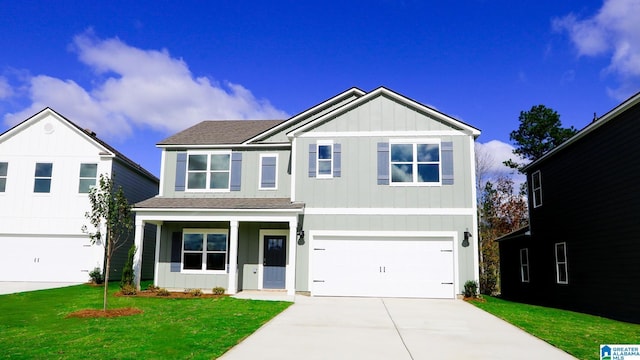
[
  {"xmin": 115, "ymin": 290, "xmax": 227, "ymax": 299},
  {"xmin": 463, "ymin": 296, "xmax": 487, "ymax": 302},
  {"xmin": 66, "ymin": 308, "xmax": 143, "ymax": 318}
]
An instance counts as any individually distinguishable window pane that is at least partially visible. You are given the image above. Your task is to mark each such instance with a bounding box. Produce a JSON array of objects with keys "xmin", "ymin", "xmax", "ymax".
[
  {"xmin": 391, "ymin": 144, "xmax": 413, "ymax": 162},
  {"xmin": 78, "ymin": 179, "xmax": 95, "ymax": 193},
  {"xmin": 318, "ymin": 145, "xmax": 332, "ymax": 160},
  {"xmin": 206, "ymin": 253, "xmax": 226, "ymax": 270},
  {"xmin": 184, "ymin": 253, "xmax": 203, "ymax": 270},
  {"xmin": 417, "ymin": 164, "xmax": 439, "ymax": 182},
  {"xmin": 35, "ymin": 163, "xmax": 52, "ymax": 177},
  {"xmin": 34, "ymin": 179, "xmax": 51, "ymax": 193},
  {"xmin": 79, "ymin": 163, "xmax": 98, "ymax": 177},
  {"xmin": 210, "ymin": 172, "xmax": 229, "ymax": 189},
  {"xmin": 207, "ymin": 234, "xmax": 227, "ymax": 251},
  {"xmin": 210, "ymin": 154, "xmax": 230, "ymax": 171},
  {"xmin": 558, "ymin": 264, "xmax": 567, "ymax": 282},
  {"xmin": 0, "ymin": 162, "xmax": 7, "ymax": 176},
  {"xmin": 391, "ymin": 164, "xmax": 413, "ymax": 182},
  {"xmin": 188, "ymin": 155, "xmax": 207, "ymax": 171},
  {"xmin": 0, "ymin": 178, "xmax": 5, "ymax": 192},
  {"xmin": 520, "ymin": 249, "xmax": 528, "ymax": 264},
  {"xmin": 188, "ymin": 173, "xmax": 206, "ymax": 189},
  {"xmin": 318, "ymin": 160, "xmax": 332, "ymax": 175},
  {"xmin": 184, "ymin": 234, "xmax": 203, "ymax": 251},
  {"xmin": 417, "ymin": 144, "xmax": 439, "ymax": 162},
  {"xmin": 556, "ymin": 244, "xmax": 566, "ymax": 262}
]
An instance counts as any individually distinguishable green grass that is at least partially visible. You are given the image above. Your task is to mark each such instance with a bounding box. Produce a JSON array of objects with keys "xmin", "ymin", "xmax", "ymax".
[
  {"xmin": 0, "ymin": 283, "xmax": 291, "ymax": 359},
  {"xmin": 469, "ymin": 296, "xmax": 640, "ymax": 360}
]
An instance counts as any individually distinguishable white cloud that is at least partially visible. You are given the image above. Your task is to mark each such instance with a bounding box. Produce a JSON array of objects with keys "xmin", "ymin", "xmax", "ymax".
[
  {"xmin": 0, "ymin": 77, "xmax": 12, "ymax": 99},
  {"xmin": 3, "ymin": 31, "xmax": 289, "ymax": 138},
  {"xmin": 475, "ymin": 140, "xmax": 526, "ymax": 188},
  {"xmin": 553, "ymin": 0, "xmax": 640, "ymax": 99}
]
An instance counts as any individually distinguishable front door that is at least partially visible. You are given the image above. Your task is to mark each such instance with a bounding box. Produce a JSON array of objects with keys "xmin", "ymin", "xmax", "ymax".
[{"xmin": 263, "ymin": 235, "xmax": 286, "ymax": 289}]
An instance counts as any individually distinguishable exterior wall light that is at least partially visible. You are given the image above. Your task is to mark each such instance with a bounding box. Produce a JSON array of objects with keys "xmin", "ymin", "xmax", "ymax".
[{"xmin": 462, "ymin": 230, "xmax": 472, "ymax": 247}]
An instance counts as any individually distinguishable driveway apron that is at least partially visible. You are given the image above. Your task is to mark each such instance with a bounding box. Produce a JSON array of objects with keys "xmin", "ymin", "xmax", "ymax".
[{"xmin": 220, "ymin": 296, "xmax": 576, "ymax": 360}]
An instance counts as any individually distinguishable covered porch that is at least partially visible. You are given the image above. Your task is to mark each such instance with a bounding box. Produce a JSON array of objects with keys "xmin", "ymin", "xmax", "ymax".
[{"xmin": 132, "ymin": 198, "xmax": 304, "ymax": 295}]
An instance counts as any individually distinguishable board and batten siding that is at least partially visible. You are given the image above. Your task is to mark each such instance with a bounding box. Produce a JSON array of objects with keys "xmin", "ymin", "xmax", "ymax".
[{"xmin": 161, "ymin": 149, "xmax": 291, "ymax": 198}]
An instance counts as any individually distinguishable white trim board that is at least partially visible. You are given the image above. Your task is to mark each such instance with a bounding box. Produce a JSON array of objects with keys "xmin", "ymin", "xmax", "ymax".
[{"xmin": 303, "ymin": 207, "xmax": 475, "ymax": 216}]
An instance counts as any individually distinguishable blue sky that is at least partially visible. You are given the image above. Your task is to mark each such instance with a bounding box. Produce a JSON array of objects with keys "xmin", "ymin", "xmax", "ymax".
[{"xmin": 1, "ymin": 0, "xmax": 639, "ymax": 178}]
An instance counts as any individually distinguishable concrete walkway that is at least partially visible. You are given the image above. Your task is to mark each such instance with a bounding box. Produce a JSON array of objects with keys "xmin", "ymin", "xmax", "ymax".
[
  {"xmin": 221, "ymin": 296, "xmax": 576, "ymax": 360},
  {"xmin": 0, "ymin": 281, "xmax": 81, "ymax": 295}
]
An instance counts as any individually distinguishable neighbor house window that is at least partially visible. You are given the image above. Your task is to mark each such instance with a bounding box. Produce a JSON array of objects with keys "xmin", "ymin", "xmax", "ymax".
[
  {"xmin": 182, "ymin": 229, "xmax": 229, "ymax": 272},
  {"xmin": 78, "ymin": 163, "xmax": 98, "ymax": 193},
  {"xmin": 390, "ymin": 140, "xmax": 441, "ymax": 185},
  {"xmin": 187, "ymin": 152, "xmax": 231, "ymax": 191},
  {"xmin": 259, "ymin": 154, "xmax": 278, "ymax": 190},
  {"xmin": 34, "ymin": 162, "xmax": 53, "ymax": 193},
  {"xmin": 532, "ymin": 171, "xmax": 542, "ymax": 208},
  {"xmin": 0, "ymin": 162, "xmax": 7, "ymax": 192},
  {"xmin": 555, "ymin": 242, "xmax": 568, "ymax": 284},
  {"xmin": 520, "ymin": 248, "xmax": 530, "ymax": 283},
  {"xmin": 317, "ymin": 141, "xmax": 333, "ymax": 178}
]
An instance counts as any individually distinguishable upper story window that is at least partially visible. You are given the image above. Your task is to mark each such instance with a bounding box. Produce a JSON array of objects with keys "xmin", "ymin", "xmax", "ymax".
[
  {"xmin": 555, "ymin": 242, "xmax": 568, "ymax": 284},
  {"xmin": 34, "ymin": 162, "xmax": 53, "ymax": 193},
  {"xmin": 0, "ymin": 162, "xmax": 7, "ymax": 192},
  {"xmin": 78, "ymin": 163, "xmax": 98, "ymax": 193},
  {"xmin": 317, "ymin": 141, "xmax": 333, "ymax": 178},
  {"xmin": 182, "ymin": 229, "xmax": 228, "ymax": 272},
  {"xmin": 532, "ymin": 170, "xmax": 542, "ymax": 208},
  {"xmin": 520, "ymin": 248, "xmax": 530, "ymax": 283},
  {"xmin": 187, "ymin": 152, "xmax": 231, "ymax": 191},
  {"xmin": 390, "ymin": 140, "xmax": 441, "ymax": 185},
  {"xmin": 259, "ymin": 154, "xmax": 278, "ymax": 190}
]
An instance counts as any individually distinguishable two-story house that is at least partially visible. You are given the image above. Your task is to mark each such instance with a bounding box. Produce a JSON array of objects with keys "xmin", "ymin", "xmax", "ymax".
[
  {"xmin": 132, "ymin": 87, "xmax": 481, "ymax": 297},
  {"xmin": 498, "ymin": 91, "xmax": 640, "ymax": 323},
  {"xmin": 0, "ymin": 108, "xmax": 159, "ymax": 283}
]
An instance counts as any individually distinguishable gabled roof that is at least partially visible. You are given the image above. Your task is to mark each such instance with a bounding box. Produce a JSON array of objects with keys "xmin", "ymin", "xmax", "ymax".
[
  {"xmin": 157, "ymin": 120, "xmax": 285, "ymax": 147},
  {"xmin": 495, "ymin": 225, "xmax": 531, "ymax": 243},
  {"xmin": 522, "ymin": 91, "xmax": 640, "ymax": 173},
  {"xmin": 135, "ymin": 197, "xmax": 304, "ymax": 210},
  {"xmin": 0, "ymin": 107, "xmax": 158, "ymax": 182},
  {"xmin": 286, "ymin": 86, "xmax": 481, "ymax": 138}
]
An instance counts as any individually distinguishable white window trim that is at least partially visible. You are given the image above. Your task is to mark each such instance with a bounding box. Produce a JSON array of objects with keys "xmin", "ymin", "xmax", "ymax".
[
  {"xmin": 259, "ymin": 153, "xmax": 278, "ymax": 190},
  {"xmin": 78, "ymin": 163, "xmax": 98, "ymax": 194},
  {"xmin": 185, "ymin": 150, "xmax": 232, "ymax": 192},
  {"xmin": 316, "ymin": 140, "xmax": 334, "ymax": 179},
  {"xmin": 33, "ymin": 161, "xmax": 54, "ymax": 194},
  {"xmin": 520, "ymin": 248, "xmax": 530, "ymax": 283},
  {"xmin": 555, "ymin": 242, "xmax": 568, "ymax": 284},
  {"xmin": 181, "ymin": 228, "xmax": 229, "ymax": 274},
  {"xmin": 389, "ymin": 138, "xmax": 442, "ymax": 186},
  {"xmin": 532, "ymin": 170, "xmax": 542, "ymax": 208}
]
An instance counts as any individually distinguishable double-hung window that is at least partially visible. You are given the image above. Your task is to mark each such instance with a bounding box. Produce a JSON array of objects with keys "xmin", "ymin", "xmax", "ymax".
[
  {"xmin": 259, "ymin": 154, "xmax": 278, "ymax": 190},
  {"xmin": 316, "ymin": 141, "xmax": 333, "ymax": 178},
  {"xmin": 0, "ymin": 162, "xmax": 7, "ymax": 192},
  {"xmin": 532, "ymin": 171, "xmax": 542, "ymax": 208},
  {"xmin": 520, "ymin": 248, "xmax": 530, "ymax": 283},
  {"xmin": 78, "ymin": 163, "xmax": 98, "ymax": 193},
  {"xmin": 187, "ymin": 152, "xmax": 231, "ymax": 191},
  {"xmin": 34, "ymin": 162, "xmax": 53, "ymax": 193},
  {"xmin": 390, "ymin": 140, "xmax": 441, "ymax": 185},
  {"xmin": 555, "ymin": 242, "xmax": 568, "ymax": 284},
  {"xmin": 182, "ymin": 229, "xmax": 229, "ymax": 272}
]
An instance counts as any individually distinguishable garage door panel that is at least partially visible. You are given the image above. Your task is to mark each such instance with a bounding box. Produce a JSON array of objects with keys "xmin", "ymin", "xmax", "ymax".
[{"xmin": 313, "ymin": 238, "xmax": 455, "ymax": 298}]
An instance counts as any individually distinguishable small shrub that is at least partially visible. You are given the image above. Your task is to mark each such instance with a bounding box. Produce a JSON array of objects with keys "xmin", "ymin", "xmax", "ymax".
[
  {"xmin": 188, "ymin": 288, "xmax": 203, "ymax": 297},
  {"xmin": 120, "ymin": 245, "xmax": 136, "ymax": 289},
  {"xmin": 88, "ymin": 267, "xmax": 104, "ymax": 284},
  {"xmin": 212, "ymin": 286, "xmax": 225, "ymax": 295},
  {"xmin": 121, "ymin": 284, "xmax": 137, "ymax": 295},
  {"xmin": 463, "ymin": 280, "xmax": 479, "ymax": 298},
  {"xmin": 146, "ymin": 284, "xmax": 160, "ymax": 292},
  {"xmin": 156, "ymin": 288, "xmax": 170, "ymax": 297}
]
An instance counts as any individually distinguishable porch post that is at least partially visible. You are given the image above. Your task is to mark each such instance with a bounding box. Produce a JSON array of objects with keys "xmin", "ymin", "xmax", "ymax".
[
  {"xmin": 133, "ymin": 218, "xmax": 145, "ymax": 290},
  {"xmin": 287, "ymin": 218, "xmax": 298, "ymax": 296},
  {"xmin": 228, "ymin": 220, "xmax": 239, "ymax": 294},
  {"xmin": 153, "ymin": 223, "xmax": 162, "ymax": 287}
]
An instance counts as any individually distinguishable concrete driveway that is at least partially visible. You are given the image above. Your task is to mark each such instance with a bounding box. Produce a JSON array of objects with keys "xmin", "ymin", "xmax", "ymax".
[
  {"xmin": 0, "ymin": 282, "xmax": 81, "ymax": 295},
  {"xmin": 221, "ymin": 296, "xmax": 576, "ymax": 360}
]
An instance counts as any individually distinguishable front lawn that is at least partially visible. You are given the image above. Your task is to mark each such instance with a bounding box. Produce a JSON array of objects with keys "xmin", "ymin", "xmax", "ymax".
[
  {"xmin": 469, "ymin": 296, "xmax": 640, "ymax": 360},
  {"xmin": 0, "ymin": 284, "xmax": 291, "ymax": 359}
]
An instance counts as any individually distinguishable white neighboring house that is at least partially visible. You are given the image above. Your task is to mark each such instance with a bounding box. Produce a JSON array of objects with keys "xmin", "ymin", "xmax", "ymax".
[{"xmin": 0, "ymin": 108, "xmax": 159, "ymax": 283}]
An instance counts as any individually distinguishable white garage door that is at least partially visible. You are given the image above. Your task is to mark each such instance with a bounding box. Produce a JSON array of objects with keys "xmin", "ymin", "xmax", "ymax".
[
  {"xmin": 312, "ymin": 237, "xmax": 455, "ymax": 298},
  {"xmin": 0, "ymin": 236, "xmax": 102, "ymax": 282}
]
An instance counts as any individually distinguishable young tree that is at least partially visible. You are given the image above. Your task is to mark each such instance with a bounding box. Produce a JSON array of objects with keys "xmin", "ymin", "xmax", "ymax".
[
  {"xmin": 82, "ymin": 174, "xmax": 133, "ymax": 311},
  {"xmin": 505, "ymin": 105, "xmax": 577, "ymax": 171}
]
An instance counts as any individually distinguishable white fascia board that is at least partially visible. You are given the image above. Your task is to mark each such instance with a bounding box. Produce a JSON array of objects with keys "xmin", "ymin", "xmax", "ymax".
[
  {"xmin": 309, "ymin": 230, "xmax": 458, "ymax": 239},
  {"xmin": 244, "ymin": 87, "xmax": 366, "ymax": 144},
  {"xmin": 157, "ymin": 143, "xmax": 291, "ymax": 149},
  {"xmin": 133, "ymin": 211, "xmax": 300, "ymax": 224},
  {"xmin": 297, "ymin": 130, "xmax": 469, "ymax": 138},
  {"xmin": 287, "ymin": 87, "xmax": 481, "ymax": 138},
  {"xmin": 303, "ymin": 207, "xmax": 475, "ymax": 216}
]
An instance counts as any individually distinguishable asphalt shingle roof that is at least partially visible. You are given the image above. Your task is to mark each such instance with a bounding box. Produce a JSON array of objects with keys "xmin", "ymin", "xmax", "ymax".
[
  {"xmin": 157, "ymin": 120, "xmax": 286, "ymax": 146},
  {"xmin": 135, "ymin": 197, "xmax": 304, "ymax": 210}
]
